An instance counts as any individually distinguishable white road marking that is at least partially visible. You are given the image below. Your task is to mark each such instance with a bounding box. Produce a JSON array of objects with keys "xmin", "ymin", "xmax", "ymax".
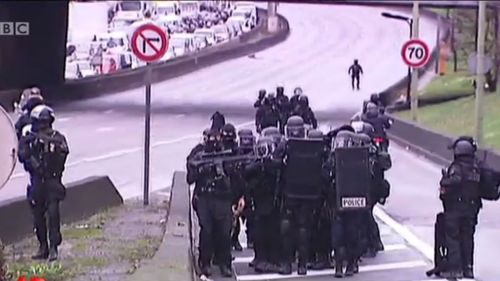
[
  {"xmin": 57, "ymin": 117, "xmax": 71, "ymax": 122},
  {"xmin": 234, "ymin": 243, "xmax": 409, "ymax": 264},
  {"xmin": 96, "ymin": 127, "xmax": 114, "ymax": 132},
  {"xmin": 9, "ymin": 121, "xmax": 254, "ymax": 180},
  {"xmin": 174, "ymin": 114, "xmax": 186, "ymax": 118},
  {"xmin": 236, "ymin": 260, "xmax": 427, "ymax": 281},
  {"xmin": 104, "ymin": 109, "xmax": 114, "ymax": 114},
  {"xmin": 373, "ymin": 207, "xmax": 478, "ymax": 281}
]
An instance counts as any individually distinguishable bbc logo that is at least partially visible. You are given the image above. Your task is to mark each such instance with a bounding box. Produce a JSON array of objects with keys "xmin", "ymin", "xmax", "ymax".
[{"xmin": 0, "ymin": 22, "xmax": 30, "ymax": 36}]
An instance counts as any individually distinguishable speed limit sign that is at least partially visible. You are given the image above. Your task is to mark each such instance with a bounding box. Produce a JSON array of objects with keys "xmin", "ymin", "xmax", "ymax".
[{"xmin": 401, "ymin": 39, "xmax": 430, "ymax": 68}]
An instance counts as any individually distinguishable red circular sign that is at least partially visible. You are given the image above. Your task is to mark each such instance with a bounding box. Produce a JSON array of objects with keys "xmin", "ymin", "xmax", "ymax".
[
  {"xmin": 401, "ymin": 39, "xmax": 430, "ymax": 68},
  {"xmin": 131, "ymin": 24, "xmax": 169, "ymax": 62}
]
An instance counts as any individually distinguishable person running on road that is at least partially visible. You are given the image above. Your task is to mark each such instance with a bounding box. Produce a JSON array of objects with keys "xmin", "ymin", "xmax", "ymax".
[{"xmin": 348, "ymin": 59, "xmax": 364, "ymax": 91}]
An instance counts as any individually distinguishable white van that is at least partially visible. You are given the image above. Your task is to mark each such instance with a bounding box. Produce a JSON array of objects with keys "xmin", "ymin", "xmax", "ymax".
[
  {"xmin": 114, "ymin": 1, "xmax": 152, "ymax": 21},
  {"xmin": 155, "ymin": 1, "xmax": 179, "ymax": 16},
  {"xmin": 169, "ymin": 33, "xmax": 197, "ymax": 56}
]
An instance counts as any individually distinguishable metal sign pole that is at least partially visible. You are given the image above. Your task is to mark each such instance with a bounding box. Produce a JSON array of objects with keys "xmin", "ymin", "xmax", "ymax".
[
  {"xmin": 410, "ymin": 0, "xmax": 420, "ymax": 122},
  {"xmin": 144, "ymin": 63, "xmax": 152, "ymax": 206},
  {"xmin": 475, "ymin": 1, "xmax": 487, "ymax": 145}
]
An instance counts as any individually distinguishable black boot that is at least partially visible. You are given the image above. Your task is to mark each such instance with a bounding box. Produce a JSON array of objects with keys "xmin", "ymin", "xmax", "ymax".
[
  {"xmin": 32, "ymin": 244, "xmax": 49, "ymax": 260},
  {"xmin": 254, "ymin": 261, "xmax": 267, "ymax": 273},
  {"xmin": 334, "ymin": 260, "xmax": 343, "ymax": 278},
  {"xmin": 297, "ymin": 263, "xmax": 307, "ymax": 275},
  {"xmin": 220, "ymin": 265, "xmax": 233, "ymax": 277},
  {"xmin": 232, "ymin": 240, "xmax": 243, "ymax": 252},
  {"xmin": 463, "ymin": 266, "xmax": 474, "ymax": 279},
  {"xmin": 249, "ymin": 258, "xmax": 256, "ymax": 268},
  {"xmin": 279, "ymin": 263, "xmax": 292, "ymax": 275},
  {"xmin": 345, "ymin": 262, "xmax": 355, "ymax": 277},
  {"xmin": 48, "ymin": 245, "xmax": 58, "ymax": 262},
  {"xmin": 200, "ymin": 264, "xmax": 212, "ymax": 277}
]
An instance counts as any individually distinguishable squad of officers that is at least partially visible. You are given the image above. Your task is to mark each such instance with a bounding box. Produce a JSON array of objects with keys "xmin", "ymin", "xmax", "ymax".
[
  {"xmin": 13, "ymin": 88, "xmax": 70, "ymax": 262},
  {"xmin": 186, "ymin": 87, "xmax": 393, "ymax": 278}
]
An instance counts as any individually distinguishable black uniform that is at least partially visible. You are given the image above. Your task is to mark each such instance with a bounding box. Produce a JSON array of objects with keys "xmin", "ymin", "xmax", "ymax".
[
  {"xmin": 18, "ymin": 121, "xmax": 69, "ymax": 261},
  {"xmin": 274, "ymin": 137, "xmax": 328, "ymax": 275},
  {"xmin": 254, "ymin": 90, "xmax": 267, "ymax": 109},
  {"xmin": 186, "ymin": 133, "xmax": 234, "ymax": 277},
  {"xmin": 348, "ymin": 60, "xmax": 363, "ymax": 90},
  {"xmin": 276, "ymin": 88, "xmax": 290, "ymax": 134},
  {"xmin": 255, "ymin": 102, "xmax": 280, "ymax": 134},
  {"xmin": 245, "ymin": 138, "xmax": 281, "ymax": 273},
  {"xmin": 361, "ymin": 111, "xmax": 391, "ymax": 151},
  {"xmin": 210, "ymin": 111, "xmax": 226, "ymax": 132},
  {"xmin": 439, "ymin": 153, "xmax": 482, "ymax": 278},
  {"xmin": 292, "ymin": 105, "xmax": 317, "ymax": 129}
]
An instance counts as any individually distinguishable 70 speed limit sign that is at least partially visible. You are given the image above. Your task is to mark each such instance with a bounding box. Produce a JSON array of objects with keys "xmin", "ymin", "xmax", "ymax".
[{"xmin": 401, "ymin": 39, "xmax": 430, "ymax": 68}]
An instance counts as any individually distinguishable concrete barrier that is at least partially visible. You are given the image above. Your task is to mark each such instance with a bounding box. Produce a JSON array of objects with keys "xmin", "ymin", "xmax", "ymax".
[
  {"xmin": 0, "ymin": 8, "xmax": 291, "ymax": 111},
  {"xmin": 0, "ymin": 175, "xmax": 123, "ymax": 244}
]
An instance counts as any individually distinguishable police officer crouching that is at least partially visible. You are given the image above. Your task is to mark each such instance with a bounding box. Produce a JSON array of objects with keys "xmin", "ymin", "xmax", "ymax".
[
  {"xmin": 429, "ymin": 136, "xmax": 500, "ymax": 279},
  {"xmin": 17, "ymin": 105, "xmax": 69, "ymax": 261}
]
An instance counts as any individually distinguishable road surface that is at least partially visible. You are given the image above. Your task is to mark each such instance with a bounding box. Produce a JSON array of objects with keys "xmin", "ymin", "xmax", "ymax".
[{"xmin": 8, "ymin": 3, "xmax": 500, "ymax": 281}]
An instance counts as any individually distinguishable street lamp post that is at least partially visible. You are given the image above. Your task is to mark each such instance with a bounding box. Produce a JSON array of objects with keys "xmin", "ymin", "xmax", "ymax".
[{"xmin": 381, "ymin": 12, "xmax": 413, "ymax": 104}]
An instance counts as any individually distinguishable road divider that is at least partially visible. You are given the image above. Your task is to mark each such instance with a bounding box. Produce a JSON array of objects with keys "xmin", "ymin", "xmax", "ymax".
[{"xmin": 0, "ymin": 175, "xmax": 123, "ymax": 244}]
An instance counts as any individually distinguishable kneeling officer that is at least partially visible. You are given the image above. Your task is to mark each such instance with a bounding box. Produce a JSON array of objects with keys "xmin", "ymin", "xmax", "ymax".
[{"xmin": 18, "ymin": 105, "xmax": 69, "ymax": 261}]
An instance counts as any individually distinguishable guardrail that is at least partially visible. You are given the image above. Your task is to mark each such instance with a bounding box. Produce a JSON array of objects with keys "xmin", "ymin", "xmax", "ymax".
[{"xmin": 0, "ymin": 8, "xmax": 291, "ymax": 112}]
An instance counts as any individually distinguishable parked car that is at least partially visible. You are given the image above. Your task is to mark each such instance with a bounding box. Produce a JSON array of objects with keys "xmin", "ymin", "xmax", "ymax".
[
  {"xmin": 212, "ymin": 24, "xmax": 230, "ymax": 42},
  {"xmin": 113, "ymin": 0, "xmax": 152, "ymax": 21},
  {"xmin": 154, "ymin": 1, "xmax": 179, "ymax": 16},
  {"xmin": 227, "ymin": 16, "xmax": 251, "ymax": 33},
  {"xmin": 231, "ymin": 6, "xmax": 257, "ymax": 28},
  {"xmin": 193, "ymin": 34, "xmax": 209, "ymax": 50},
  {"xmin": 194, "ymin": 28, "xmax": 216, "ymax": 46}
]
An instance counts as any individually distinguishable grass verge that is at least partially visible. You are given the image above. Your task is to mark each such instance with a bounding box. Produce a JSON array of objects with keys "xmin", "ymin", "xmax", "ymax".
[
  {"xmin": 419, "ymin": 71, "xmax": 474, "ymax": 98},
  {"xmin": 395, "ymin": 92, "xmax": 500, "ymax": 150}
]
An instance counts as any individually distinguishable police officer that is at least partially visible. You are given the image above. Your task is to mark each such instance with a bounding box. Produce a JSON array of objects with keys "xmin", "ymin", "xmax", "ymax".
[
  {"xmin": 254, "ymin": 89, "xmax": 267, "ymax": 109},
  {"xmin": 438, "ymin": 137, "xmax": 482, "ymax": 279},
  {"xmin": 274, "ymin": 116, "xmax": 327, "ymax": 275},
  {"xmin": 291, "ymin": 95, "xmax": 318, "ymax": 130},
  {"xmin": 361, "ymin": 102, "xmax": 392, "ymax": 151},
  {"xmin": 276, "ymin": 86, "xmax": 290, "ymax": 134},
  {"xmin": 289, "ymin": 87, "xmax": 303, "ymax": 110},
  {"xmin": 186, "ymin": 130, "xmax": 233, "ymax": 277},
  {"xmin": 17, "ymin": 105, "xmax": 69, "ymax": 261},
  {"xmin": 348, "ymin": 59, "xmax": 363, "ymax": 90},
  {"xmin": 15, "ymin": 88, "xmax": 45, "ymax": 139},
  {"xmin": 328, "ymin": 127, "xmax": 369, "ymax": 278},
  {"xmin": 362, "ymin": 93, "xmax": 385, "ymax": 114},
  {"xmin": 238, "ymin": 129, "xmax": 256, "ymax": 155},
  {"xmin": 210, "ymin": 111, "xmax": 226, "ymax": 132},
  {"xmin": 307, "ymin": 129, "xmax": 333, "ymax": 270},
  {"xmin": 245, "ymin": 136, "xmax": 281, "ymax": 273},
  {"xmin": 255, "ymin": 95, "xmax": 280, "ymax": 134}
]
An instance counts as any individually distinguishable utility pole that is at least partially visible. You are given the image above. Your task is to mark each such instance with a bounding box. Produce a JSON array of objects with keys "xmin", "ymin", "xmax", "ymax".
[
  {"xmin": 410, "ymin": 1, "xmax": 420, "ymax": 122},
  {"xmin": 475, "ymin": 1, "xmax": 487, "ymax": 145},
  {"xmin": 435, "ymin": 14, "xmax": 442, "ymax": 73}
]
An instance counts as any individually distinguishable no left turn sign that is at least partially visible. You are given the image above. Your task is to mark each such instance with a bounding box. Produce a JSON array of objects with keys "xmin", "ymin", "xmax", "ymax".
[
  {"xmin": 131, "ymin": 24, "xmax": 168, "ymax": 63},
  {"xmin": 401, "ymin": 39, "xmax": 430, "ymax": 68}
]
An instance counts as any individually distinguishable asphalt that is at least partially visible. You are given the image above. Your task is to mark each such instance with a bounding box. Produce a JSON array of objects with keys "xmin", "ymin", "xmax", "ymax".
[{"xmin": 5, "ymin": 2, "xmax": 500, "ymax": 281}]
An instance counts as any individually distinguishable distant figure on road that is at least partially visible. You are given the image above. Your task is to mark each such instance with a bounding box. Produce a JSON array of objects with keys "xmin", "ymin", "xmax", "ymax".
[
  {"xmin": 348, "ymin": 59, "xmax": 364, "ymax": 91},
  {"xmin": 210, "ymin": 111, "xmax": 226, "ymax": 132}
]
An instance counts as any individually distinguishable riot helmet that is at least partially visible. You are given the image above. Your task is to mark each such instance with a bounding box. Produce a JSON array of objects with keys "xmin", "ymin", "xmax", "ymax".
[
  {"xmin": 255, "ymin": 136, "xmax": 274, "ymax": 158},
  {"xmin": 258, "ymin": 89, "xmax": 266, "ymax": 99},
  {"xmin": 221, "ymin": 123, "xmax": 237, "ymax": 145},
  {"xmin": 285, "ymin": 115, "xmax": 306, "ymax": 139},
  {"xmin": 204, "ymin": 129, "xmax": 221, "ymax": 153},
  {"xmin": 298, "ymin": 95, "xmax": 309, "ymax": 107},
  {"xmin": 30, "ymin": 104, "xmax": 55, "ymax": 131},
  {"xmin": 262, "ymin": 127, "xmax": 280, "ymax": 137},
  {"xmin": 238, "ymin": 129, "xmax": 255, "ymax": 150},
  {"xmin": 276, "ymin": 86, "xmax": 285, "ymax": 97},
  {"xmin": 202, "ymin": 128, "xmax": 211, "ymax": 144},
  {"xmin": 293, "ymin": 87, "xmax": 303, "ymax": 96},
  {"xmin": 307, "ymin": 129, "xmax": 324, "ymax": 140},
  {"xmin": 332, "ymin": 130, "xmax": 355, "ymax": 149},
  {"xmin": 450, "ymin": 136, "xmax": 477, "ymax": 157},
  {"xmin": 366, "ymin": 102, "xmax": 378, "ymax": 118},
  {"xmin": 370, "ymin": 93, "xmax": 380, "ymax": 103}
]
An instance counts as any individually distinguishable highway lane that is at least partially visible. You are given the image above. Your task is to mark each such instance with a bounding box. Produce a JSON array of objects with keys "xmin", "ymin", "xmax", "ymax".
[{"xmin": 1, "ymin": 3, "xmax": 439, "ymax": 203}]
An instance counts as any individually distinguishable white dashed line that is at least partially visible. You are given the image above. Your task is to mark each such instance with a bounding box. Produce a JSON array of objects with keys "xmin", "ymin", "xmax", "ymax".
[{"xmin": 96, "ymin": 127, "xmax": 115, "ymax": 132}]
